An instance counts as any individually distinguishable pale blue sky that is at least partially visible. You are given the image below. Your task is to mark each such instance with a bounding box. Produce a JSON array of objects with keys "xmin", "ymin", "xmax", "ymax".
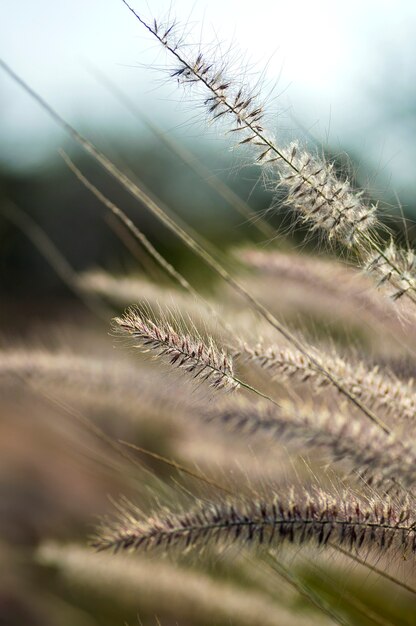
[{"xmin": 2, "ymin": 0, "xmax": 416, "ymax": 198}]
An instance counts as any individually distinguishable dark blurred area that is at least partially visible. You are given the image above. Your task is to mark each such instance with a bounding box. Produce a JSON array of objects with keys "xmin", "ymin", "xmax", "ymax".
[
  {"xmin": 0, "ymin": 140, "xmax": 270, "ymax": 295},
  {"xmin": 0, "ymin": 134, "xmax": 278, "ymax": 347}
]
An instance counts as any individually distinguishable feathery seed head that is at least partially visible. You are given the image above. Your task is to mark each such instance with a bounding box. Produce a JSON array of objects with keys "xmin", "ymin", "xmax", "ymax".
[
  {"xmin": 277, "ymin": 142, "xmax": 377, "ymax": 246},
  {"xmin": 113, "ymin": 306, "xmax": 239, "ymax": 392},
  {"xmin": 126, "ymin": 7, "xmax": 381, "ymax": 252},
  {"xmin": 365, "ymin": 240, "xmax": 416, "ymax": 301},
  {"xmin": 206, "ymin": 398, "xmax": 416, "ymax": 493},
  {"xmin": 239, "ymin": 341, "xmax": 416, "ymax": 422},
  {"xmin": 94, "ymin": 489, "xmax": 416, "ymax": 557}
]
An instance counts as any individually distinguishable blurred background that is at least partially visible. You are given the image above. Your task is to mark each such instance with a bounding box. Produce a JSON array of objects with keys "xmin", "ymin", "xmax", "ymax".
[
  {"xmin": 2, "ymin": 1, "xmax": 416, "ymax": 624},
  {"xmin": 2, "ymin": 0, "xmax": 416, "ymax": 304}
]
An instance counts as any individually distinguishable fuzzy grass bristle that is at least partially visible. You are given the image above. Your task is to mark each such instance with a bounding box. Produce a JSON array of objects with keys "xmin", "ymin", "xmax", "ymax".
[
  {"xmin": 93, "ymin": 489, "xmax": 416, "ymax": 557},
  {"xmin": 124, "ymin": 6, "xmax": 378, "ymax": 249},
  {"xmin": 237, "ymin": 342, "xmax": 416, "ymax": 422},
  {"xmin": 113, "ymin": 306, "xmax": 239, "ymax": 392},
  {"xmin": 206, "ymin": 398, "xmax": 416, "ymax": 493},
  {"xmin": 276, "ymin": 142, "xmax": 378, "ymax": 246},
  {"xmin": 366, "ymin": 240, "xmax": 416, "ymax": 301}
]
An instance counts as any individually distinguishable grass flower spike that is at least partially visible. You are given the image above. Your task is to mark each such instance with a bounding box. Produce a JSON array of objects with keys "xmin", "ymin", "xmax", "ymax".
[
  {"xmin": 94, "ymin": 489, "xmax": 416, "ymax": 557},
  {"xmin": 113, "ymin": 306, "xmax": 239, "ymax": 392}
]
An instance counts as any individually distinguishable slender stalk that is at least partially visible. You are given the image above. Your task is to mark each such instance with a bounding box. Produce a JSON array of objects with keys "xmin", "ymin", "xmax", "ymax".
[
  {"xmin": 262, "ymin": 552, "xmax": 349, "ymax": 626},
  {"xmin": 86, "ymin": 61, "xmax": 276, "ymax": 239},
  {"xmin": 0, "ymin": 200, "xmax": 108, "ymax": 319},
  {"xmin": 263, "ymin": 551, "xmax": 360, "ymax": 626},
  {"xmin": 59, "ymin": 150, "xmax": 193, "ymax": 294},
  {"xmin": 121, "ymin": 2, "xmax": 416, "ymax": 307},
  {"xmin": 329, "ymin": 543, "xmax": 416, "ymax": 597},
  {"xmin": 119, "ymin": 440, "xmax": 233, "ymax": 496}
]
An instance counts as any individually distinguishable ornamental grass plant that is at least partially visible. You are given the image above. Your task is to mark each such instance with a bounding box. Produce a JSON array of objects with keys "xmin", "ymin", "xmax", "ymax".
[{"xmin": 2, "ymin": 3, "xmax": 416, "ymax": 625}]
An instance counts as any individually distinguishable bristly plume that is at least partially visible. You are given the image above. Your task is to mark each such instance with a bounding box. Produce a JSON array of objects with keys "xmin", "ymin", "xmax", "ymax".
[
  {"xmin": 237, "ymin": 342, "xmax": 416, "ymax": 423},
  {"xmin": 237, "ymin": 248, "xmax": 403, "ymax": 330},
  {"xmin": 121, "ymin": 4, "xmax": 377, "ymax": 247},
  {"xmin": 113, "ymin": 306, "xmax": 239, "ymax": 392},
  {"xmin": 276, "ymin": 142, "xmax": 377, "ymax": 247},
  {"xmin": 122, "ymin": 3, "xmax": 267, "ymax": 141},
  {"xmin": 206, "ymin": 398, "xmax": 416, "ymax": 493},
  {"xmin": 122, "ymin": 2, "xmax": 416, "ymax": 312},
  {"xmin": 93, "ymin": 489, "xmax": 416, "ymax": 557},
  {"xmin": 365, "ymin": 240, "xmax": 416, "ymax": 302}
]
